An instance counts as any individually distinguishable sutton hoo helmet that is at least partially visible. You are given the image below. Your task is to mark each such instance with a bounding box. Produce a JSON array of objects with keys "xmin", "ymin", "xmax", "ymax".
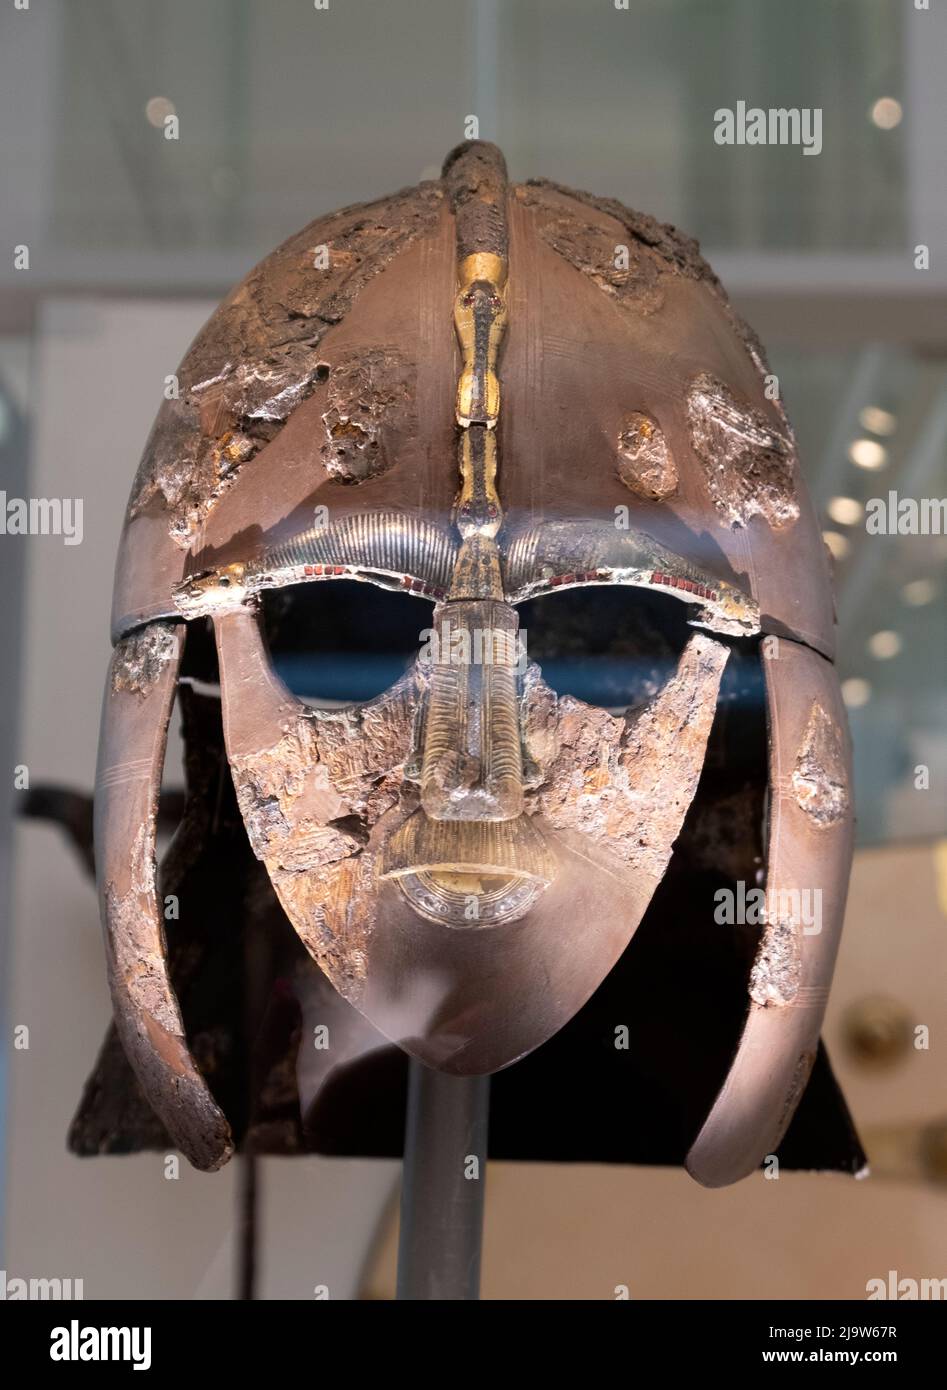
[{"xmin": 93, "ymin": 142, "xmax": 857, "ymax": 1183}]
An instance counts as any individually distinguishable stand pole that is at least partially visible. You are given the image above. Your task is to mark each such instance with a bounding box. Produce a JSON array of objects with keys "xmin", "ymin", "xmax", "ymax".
[{"xmin": 396, "ymin": 1060, "xmax": 490, "ymax": 1300}]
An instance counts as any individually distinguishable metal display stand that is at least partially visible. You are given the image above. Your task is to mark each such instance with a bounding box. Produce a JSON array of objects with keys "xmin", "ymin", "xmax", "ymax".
[{"xmin": 396, "ymin": 1061, "xmax": 490, "ymax": 1301}]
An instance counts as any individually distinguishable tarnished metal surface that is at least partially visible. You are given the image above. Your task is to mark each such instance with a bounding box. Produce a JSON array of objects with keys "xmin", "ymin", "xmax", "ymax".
[
  {"xmin": 419, "ymin": 600, "xmax": 524, "ymax": 821},
  {"xmin": 174, "ymin": 518, "xmax": 760, "ymax": 637},
  {"xmin": 749, "ymin": 918, "xmax": 802, "ymax": 1008},
  {"xmin": 110, "ymin": 181, "xmax": 446, "ymax": 640},
  {"xmin": 516, "ymin": 175, "xmax": 771, "ymax": 370},
  {"xmin": 214, "ymin": 606, "xmax": 415, "ymax": 995}
]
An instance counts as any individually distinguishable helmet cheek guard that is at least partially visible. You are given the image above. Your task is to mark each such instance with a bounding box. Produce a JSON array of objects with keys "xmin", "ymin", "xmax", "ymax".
[
  {"xmin": 687, "ymin": 640, "xmax": 853, "ymax": 1185},
  {"xmin": 94, "ymin": 142, "xmax": 856, "ymax": 1181},
  {"xmin": 96, "ymin": 623, "xmax": 232, "ymax": 1169}
]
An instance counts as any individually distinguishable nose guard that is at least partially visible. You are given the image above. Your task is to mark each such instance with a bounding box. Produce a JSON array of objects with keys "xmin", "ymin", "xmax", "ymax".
[{"xmin": 417, "ymin": 597, "xmax": 524, "ymax": 822}]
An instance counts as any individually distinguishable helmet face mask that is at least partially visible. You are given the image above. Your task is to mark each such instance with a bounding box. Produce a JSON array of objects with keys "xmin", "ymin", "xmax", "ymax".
[
  {"xmin": 210, "ymin": 590, "xmax": 730, "ymax": 1077},
  {"xmin": 92, "ymin": 142, "xmax": 855, "ymax": 1184}
]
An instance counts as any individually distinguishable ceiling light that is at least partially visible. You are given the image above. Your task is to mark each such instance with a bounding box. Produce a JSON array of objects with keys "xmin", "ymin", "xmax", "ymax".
[
  {"xmin": 827, "ymin": 496, "xmax": 863, "ymax": 526},
  {"xmin": 145, "ymin": 97, "xmax": 176, "ymax": 128},
  {"xmin": 867, "ymin": 630, "xmax": 901, "ymax": 660},
  {"xmin": 858, "ymin": 406, "xmax": 897, "ymax": 436},
  {"xmin": 841, "ymin": 678, "xmax": 872, "ymax": 709},
  {"xmin": 870, "ymin": 98, "xmax": 902, "ymax": 130},
  {"xmin": 822, "ymin": 530, "xmax": 850, "ymax": 561},
  {"xmin": 849, "ymin": 438, "xmax": 887, "ymax": 470},
  {"xmin": 901, "ymin": 579, "xmax": 937, "ymax": 607}
]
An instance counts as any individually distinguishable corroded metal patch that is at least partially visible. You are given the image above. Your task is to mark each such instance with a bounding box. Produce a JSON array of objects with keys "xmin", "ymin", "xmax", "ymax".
[
  {"xmin": 792, "ymin": 702, "xmax": 850, "ymax": 827},
  {"xmin": 443, "ymin": 140, "xmax": 509, "ymax": 262},
  {"xmin": 110, "ymin": 624, "xmax": 178, "ymax": 697},
  {"xmin": 749, "ymin": 917, "xmax": 801, "ymax": 1007},
  {"xmin": 522, "ymin": 632, "xmax": 729, "ymax": 877},
  {"xmin": 284, "ymin": 852, "xmax": 380, "ymax": 998},
  {"xmin": 516, "ymin": 183, "xmax": 664, "ymax": 315},
  {"xmin": 222, "ymin": 671, "xmax": 420, "ymax": 999},
  {"xmin": 617, "ymin": 411, "xmax": 678, "ymax": 500},
  {"xmin": 104, "ymin": 824, "xmax": 181, "ymax": 1035},
  {"xmin": 320, "ymin": 347, "xmax": 416, "ymax": 483},
  {"xmin": 686, "ymin": 372, "xmax": 799, "ymax": 530},
  {"xmin": 128, "ymin": 182, "xmax": 443, "ymax": 544},
  {"xmin": 520, "ymin": 177, "xmax": 776, "ymax": 383}
]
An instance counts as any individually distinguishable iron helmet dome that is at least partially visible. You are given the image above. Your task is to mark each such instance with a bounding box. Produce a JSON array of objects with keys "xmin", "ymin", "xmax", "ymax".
[{"xmin": 95, "ymin": 142, "xmax": 854, "ymax": 1184}]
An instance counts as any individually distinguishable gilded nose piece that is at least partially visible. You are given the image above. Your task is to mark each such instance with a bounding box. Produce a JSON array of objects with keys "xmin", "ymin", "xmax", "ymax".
[{"xmin": 419, "ymin": 598, "xmax": 524, "ymax": 822}]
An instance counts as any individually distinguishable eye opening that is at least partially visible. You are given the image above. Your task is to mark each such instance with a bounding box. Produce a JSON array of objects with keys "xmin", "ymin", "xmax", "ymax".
[
  {"xmin": 261, "ymin": 579, "xmax": 432, "ymax": 706},
  {"xmin": 517, "ymin": 585, "xmax": 710, "ymax": 711}
]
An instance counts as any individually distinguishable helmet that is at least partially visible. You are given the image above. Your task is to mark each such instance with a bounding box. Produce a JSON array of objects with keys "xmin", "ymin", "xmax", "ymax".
[{"xmin": 90, "ymin": 142, "xmax": 857, "ymax": 1185}]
